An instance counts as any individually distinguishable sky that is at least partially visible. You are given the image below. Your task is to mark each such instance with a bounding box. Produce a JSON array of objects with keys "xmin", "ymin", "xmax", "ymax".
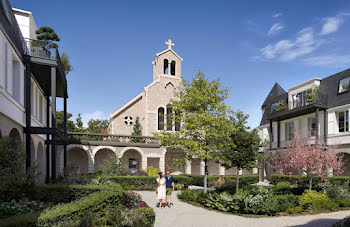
[{"xmin": 10, "ymin": 0, "xmax": 350, "ymax": 128}]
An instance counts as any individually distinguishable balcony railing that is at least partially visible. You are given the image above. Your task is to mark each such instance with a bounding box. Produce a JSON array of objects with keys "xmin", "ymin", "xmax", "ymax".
[
  {"xmin": 67, "ymin": 132, "xmax": 160, "ymax": 146},
  {"xmin": 271, "ymin": 94, "xmax": 328, "ymax": 114},
  {"xmin": 22, "ymin": 38, "xmax": 57, "ymax": 59}
]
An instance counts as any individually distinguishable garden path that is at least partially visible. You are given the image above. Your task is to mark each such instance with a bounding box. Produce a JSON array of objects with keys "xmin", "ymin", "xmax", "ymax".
[{"xmin": 137, "ymin": 191, "xmax": 350, "ymax": 227}]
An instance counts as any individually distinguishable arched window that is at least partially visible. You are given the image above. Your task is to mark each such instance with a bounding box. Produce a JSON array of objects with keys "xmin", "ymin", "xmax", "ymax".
[
  {"xmin": 170, "ymin": 60, "xmax": 176, "ymax": 76},
  {"xmin": 163, "ymin": 59, "xmax": 169, "ymax": 74},
  {"xmin": 158, "ymin": 107, "xmax": 165, "ymax": 130},
  {"xmin": 167, "ymin": 105, "xmax": 173, "ymax": 131}
]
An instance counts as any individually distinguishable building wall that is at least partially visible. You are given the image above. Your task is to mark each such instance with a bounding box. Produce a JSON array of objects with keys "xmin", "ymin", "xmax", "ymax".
[{"xmin": 110, "ymin": 94, "xmax": 146, "ymax": 135}]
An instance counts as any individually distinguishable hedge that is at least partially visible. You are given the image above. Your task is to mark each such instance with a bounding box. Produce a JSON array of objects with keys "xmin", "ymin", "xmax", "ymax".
[
  {"xmin": 36, "ymin": 186, "xmax": 124, "ymax": 226},
  {"xmin": 32, "ymin": 184, "xmax": 103, "ymax": 204},
  {"xmin": 270, "ymin": 174, "xmax": 350, "ymax": 188},
  {"xmin": 103, "ymin": 174, "xmax": 259, "ymax": 189},
  {"xmin": 0, "ymin": 184, "xmax": 155, "ymax": 227}
]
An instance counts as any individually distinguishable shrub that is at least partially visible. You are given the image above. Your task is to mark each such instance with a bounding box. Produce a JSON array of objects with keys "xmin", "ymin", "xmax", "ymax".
[
  {"xmin": 271, "ymin": 174, "xmax": 350, "ymax": 190},
  {"xmin": 285, "ymin": 206, "xmax": 303, "ymax": 214},
  {"xmin": 147, "ymin": 166, "xmax": 160, "ymax": 177},
  {"xmin": 325, "ymin": 185, "xmax": 350, "ymax": 200},
  {"xmin": 204, "ymin": 192, "xmax": 238, "ymax": 212},
  {"xmin": 275, "ymin": 194, "xmax": 299, "ymax": 211},
  {"xmin": 120, "ymin": 207, "xmax": 155, "ymax": 227},
  {"xmin": 0, "ymin": 137, "xmax": 37, "ymax": 202},
  {"xmin": 177, "ymin": 189, "xmax": 207, "ymax": 204},
  {"xmin": 336, "ymin": 199, "xmax": 350, "ymax": 208},
  {"xmin": 299, "ymin": 190, "xmax": 337, "ymax": 211},
  {"xmin": 272, "ymin": 182, "xmax": 292, "ymax": 195}
]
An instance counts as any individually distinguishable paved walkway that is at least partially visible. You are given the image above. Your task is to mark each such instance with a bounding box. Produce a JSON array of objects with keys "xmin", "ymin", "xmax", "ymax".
[{"xmin": 137, "ymin": 191, "xmax": 350, "ymax": 227}]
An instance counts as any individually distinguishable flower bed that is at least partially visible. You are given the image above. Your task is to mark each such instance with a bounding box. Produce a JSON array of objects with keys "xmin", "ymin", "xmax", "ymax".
[
  {"xmin": 0, "ymin": 184, "xmax": 155, "ymax": 227},
  {"xmin": 178, "ymin": 182, "xmax": 350, "ymax": 217}
]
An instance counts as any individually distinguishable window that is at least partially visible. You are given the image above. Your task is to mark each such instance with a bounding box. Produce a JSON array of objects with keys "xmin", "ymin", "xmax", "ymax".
[
  {"xmin": 308, "ymin": 117, "xmax": 317, "ymax": 136},
  {"xmin": 163, "ymin": 59, "xmax": 169, "ymax": 74},
  {"xmin": 170, "ymin": 60, "xmax": 176, "ymax": 75},
  {"xmin": 339, "ymin": 110, "xmax": 349, "ymax": 132},
  {"xmin": 166, "ymin": 106, "xmax": 173, "ymax": 131},
  {"xmin": 158, "ymin": 107, "xmax": 164, "ymax": 130},
  {"xmin": 124, "ymin": 116, "xmax": 133, "ymax": 126},
  {"xmin": 339, "ymin": 77, "xmax": 350, "ymax": 94},
  {"xmin": 285, "ymin": 122, "xmax": 294, "ymax": 141}
]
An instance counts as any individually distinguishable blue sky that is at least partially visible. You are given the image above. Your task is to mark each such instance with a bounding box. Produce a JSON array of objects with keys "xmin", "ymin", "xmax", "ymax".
[{"xmin": 10, "ymin": 0, "xmax": 350, "ymax": 128}]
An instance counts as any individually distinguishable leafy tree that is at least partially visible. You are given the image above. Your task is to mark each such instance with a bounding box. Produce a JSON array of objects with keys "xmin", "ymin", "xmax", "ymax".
[
  {"xmin": 86, "ymin": 119, "xmax": 109, "ymax": 133},
  {"xmin": 220, "ymin": 111, "xmax": 261, "ymax": 191},
  {"xmin": 132, "ymin": 116, "xmax": 142, "ymax": 136},
  {"xmin": 154, "ymin": 71, "xmax": 235, "ymax": 193},
  {"xmin": 131, "ymin": 117, "xmax": 145, "ymax": 142},
  {"xmin": 0, "ymin": 137, "xmax": 36, "ymax": 201},
  {"xmin": 56, "ymin": 111, "xmax": 76, "ymax": 134},
  {"xmin": 34, "ymin": 26, "xmax": 60, "ymax": 50},
  {"xmin": 75, "ymin": 113, "xmax": 84, "ymax": 132},
  {"xmin": 61, "ymin": 51, "xmax": 73, "ymax": 75},
  {"xmin": 271, "ymin": 135, "xmax": 343, "ymax": 190}
]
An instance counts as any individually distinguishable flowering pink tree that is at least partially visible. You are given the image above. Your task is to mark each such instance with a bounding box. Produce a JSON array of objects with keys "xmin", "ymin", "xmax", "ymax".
[{"xmin": 271, "ymin": 135, "xmax": 343, "ymax": 190}]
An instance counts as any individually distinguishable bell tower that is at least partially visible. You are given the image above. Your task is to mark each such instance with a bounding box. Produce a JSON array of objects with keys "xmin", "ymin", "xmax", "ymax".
[{"xmin": 152, "ymin": 39, "xmax": 183, "ymax": 81}]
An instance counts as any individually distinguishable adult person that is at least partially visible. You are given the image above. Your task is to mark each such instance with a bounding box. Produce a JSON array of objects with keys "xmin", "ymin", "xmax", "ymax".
[
  {"xmin": 165, "ymin": 171, "xmax": 175, "ymax": 208},
  {"xmin": 156, "ymin": 172, "xmax": 166, "ymax": 208}
]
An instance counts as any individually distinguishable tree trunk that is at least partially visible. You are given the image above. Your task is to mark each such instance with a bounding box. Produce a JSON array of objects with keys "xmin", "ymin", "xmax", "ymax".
[
  {"xmin": 309, "ymin": 176, "xmax": 313, "ymax": 190},
  {"xmin": 236, "ymin": 168, "xmax": 240, "ymax": 192},
  {"xmin": 204, "ymin": 159, "xmax": 208, "ymax": 193}
]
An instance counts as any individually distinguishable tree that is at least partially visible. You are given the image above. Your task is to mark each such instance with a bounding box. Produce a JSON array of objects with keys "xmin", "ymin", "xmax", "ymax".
[
  {"xmin": 61, "ymin": 51, "xmax": 73, "ymax": 75},
  {"xmin": 86, "ymin": 119, "xmax": 109, "ymax": 133},
  {"xmin": 131, "ymin": 116, "xmax": 145, "ymax": 143},
  {"xmin": 75, "ymin": 113, "xmax": 84, "ymax": 132},
  {"xmin": 154, "ymin": 71, "xmax": 235, "ymax": 193},
  {"xmin": 270, "ymin": 135, "xmax": 343, "ymax": 190},
  {"xmin": 34, "ymin": 26, "xmax": 60, "ymax": 50},
  {"xmin": 220, "ymin": 111, "xmax": 261, "ymax": 191},
  {"xmin": 56, "ymin": 111, "xmax": 76, "ymax": 134}
]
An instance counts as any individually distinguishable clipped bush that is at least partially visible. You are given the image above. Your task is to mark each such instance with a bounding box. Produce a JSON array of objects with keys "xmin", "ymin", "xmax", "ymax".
[
  {"xmin": 275, "ymin": 194, "xmax": 299, "ymax": 211},
  {"xmin": 272, "ymin": 182, "xmax": 292, "ymax": 195}
]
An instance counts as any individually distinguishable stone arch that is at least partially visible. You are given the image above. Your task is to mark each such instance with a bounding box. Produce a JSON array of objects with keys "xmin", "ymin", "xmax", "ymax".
[
  {"xmin": 94, "ymin": 147, "xmax": 117, "ymax": 171},
  {"xmin": 170, "ymin": 60, "xmax": 176, "ymax": 75},
  {"xmin": 66, "ymin": 145, "xmax": 90, "ymax": 174},
  {"xmin": 9, "ymin": 128, "xmax": 21, "ymax": 142},
  {"xmin": 165, "ymin": 149, "xmax": 186, "ymax": 174},
  {"xmin": 120, "ymin": 147, "xmax": 145, "ymax": 173},
  {"xmin": 36, "ymin": 142, "xmax": 45, "ymax": 183},
  {"xmin": 163, "ymin": 59, "xmax": 169, "ymax": 74},
  {"xmin": 339, "ymin": 153, "xmax": 350, "ymax": 176}
]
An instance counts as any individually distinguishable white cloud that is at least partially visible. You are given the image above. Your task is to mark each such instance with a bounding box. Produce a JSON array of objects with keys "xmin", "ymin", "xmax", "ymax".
[
  {"xmin": 273, "ymin": 13, "xmax": 282, "ymax": 18},
  {"xmin": 321, "ymin": 16, "xmax": 342, "ymax": 35},
  {"xmin": 303, "ymin": 54, "xmax": 350, "ymax": 67},
  {"xmin": 261, "ymin": 27, "xmax": 321, "ymax": 62},
  {"xmin": 267, "ymin": 23, "xmax": 284, "ymax": 35},
  {"xmin": 81, "ymin": 110, "xmax": 108, "ymax": 127}
]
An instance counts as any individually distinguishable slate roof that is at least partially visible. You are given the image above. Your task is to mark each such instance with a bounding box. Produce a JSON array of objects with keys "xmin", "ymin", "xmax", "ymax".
[
  {"xmin": 0, "ymin": 0, "xmax": 24, "ymax": 56},
  {"xmin": 260, "ymin": 68, "xmax": 350, "ymax": 126}
]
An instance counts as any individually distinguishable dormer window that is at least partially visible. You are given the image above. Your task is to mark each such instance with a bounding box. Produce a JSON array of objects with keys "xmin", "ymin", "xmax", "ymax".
[{"xmin": 339, "ymin": 77, "xmax": 350, "ymax": 94}]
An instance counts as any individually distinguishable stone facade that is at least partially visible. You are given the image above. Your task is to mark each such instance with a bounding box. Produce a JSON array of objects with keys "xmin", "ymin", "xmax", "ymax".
[{"xmin": 63, "ymin": 40, "xmax": 258, "ymax": 176}]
